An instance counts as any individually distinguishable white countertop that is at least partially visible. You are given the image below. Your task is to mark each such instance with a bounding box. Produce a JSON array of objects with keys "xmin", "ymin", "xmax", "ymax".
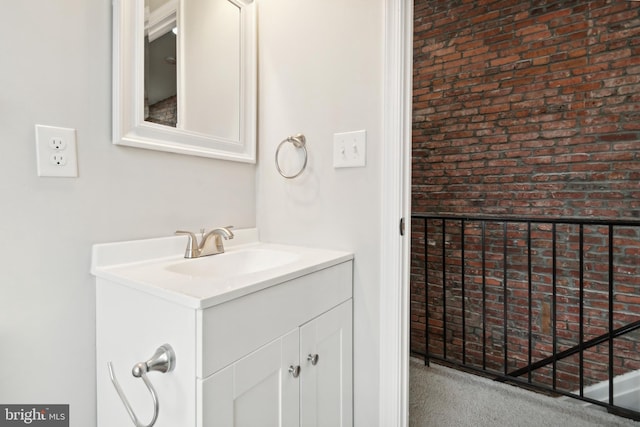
[{"xmin": 91, "ymin": 229, "xmax": 353, "ymax": 309}]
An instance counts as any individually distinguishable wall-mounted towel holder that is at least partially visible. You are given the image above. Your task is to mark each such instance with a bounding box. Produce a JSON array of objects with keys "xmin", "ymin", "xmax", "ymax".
[
  {"xmin": 275, "ymin": 133, "xmax": 308, "ymax": 179},
  {"xmin": 107, "ymin": 344, "xmax": 176, "ymax": 427}
]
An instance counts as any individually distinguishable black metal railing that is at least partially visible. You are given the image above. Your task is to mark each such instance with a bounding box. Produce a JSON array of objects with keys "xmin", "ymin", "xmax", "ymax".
[{"xmin": 410, "ymin": 214, "xmax": 640, "ymax": 421}]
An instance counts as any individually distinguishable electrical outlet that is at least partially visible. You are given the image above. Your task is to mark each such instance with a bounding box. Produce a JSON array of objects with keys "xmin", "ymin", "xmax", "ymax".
[
  {"xmin": 50, "ymin": 153, "xmax": 68, "ymax": 166},
  {"xmin": 333, "ymin": 130, "xmax": 366, "ymax": 168},
  {"xmin": 35, "ymin": 125, "xmax": 78, "ymax": 177},
  {"xmin": 48, "ymin": 137, "xmax": 67, "ymax": 150}
]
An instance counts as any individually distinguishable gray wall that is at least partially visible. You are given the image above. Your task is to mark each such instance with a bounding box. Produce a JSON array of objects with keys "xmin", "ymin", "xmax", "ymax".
[
  {"xmin": 256, "ymin": 0, "xmax": 384, "ymax": 425},
  {"xmin": 0, "ymin": 1, "xmax": 255, "ymax": 425}
]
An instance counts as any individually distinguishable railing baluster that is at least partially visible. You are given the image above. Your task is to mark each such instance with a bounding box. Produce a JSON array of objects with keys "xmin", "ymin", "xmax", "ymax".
[
  {"xmin": 527, "ymin": 222, "xmax": 532, "ymax": 384},
  {"xmin": 424, "ymin": 217, "xmax": 429, "ymax": 366},
  {"xmin": 609, "ymin": 225, "xmax": 614, "ymax": 407},
  {"xmin": 482, "ymin": 220, "xmax": 487, "ymax": 371},
  {"xmin": 579, "ymin": 224, "xmax": 584, "ymax": 398},
  {"xmin": 442, "ymin": 220, "xmax": 447, "ymax": 361},
  {"xmin": 503, "ymin": 221, "xmax": 508, "ymax": 375},
  {"xmin": 552, "ymin": 223, "xmax": 557, "ymax": 391},
  {"xmin": 461, "ymin": 220, "xmax": 466, "ymax": 365}
]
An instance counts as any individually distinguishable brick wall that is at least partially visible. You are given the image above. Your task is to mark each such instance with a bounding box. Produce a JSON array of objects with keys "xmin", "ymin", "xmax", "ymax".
[
  {"xmin": 413, "ymin": 0, "xmax": 640, "ymax": 218},
  {"xmin": 412, "ymin": 0, "xmax": 640, "ymax": 394}
]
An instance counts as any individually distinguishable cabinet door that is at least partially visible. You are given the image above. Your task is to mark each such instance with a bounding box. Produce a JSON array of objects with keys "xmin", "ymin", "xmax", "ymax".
[
  {"xmin": 300, "ymin": 301, "xmax": 353, "ymax": 427},
  {"xmin": 199, "ymin": 329, "xmax": 300, "ymax": 427}
]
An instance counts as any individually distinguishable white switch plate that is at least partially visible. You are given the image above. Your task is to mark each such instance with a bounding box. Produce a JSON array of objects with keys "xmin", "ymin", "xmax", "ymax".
[
  {"xmin": 333, "ymin": 130, "xmax": 366, "ymax": 168},
  {"xmin": 35, "ymin": 125, "xmax": 78, "ymax": 177}
]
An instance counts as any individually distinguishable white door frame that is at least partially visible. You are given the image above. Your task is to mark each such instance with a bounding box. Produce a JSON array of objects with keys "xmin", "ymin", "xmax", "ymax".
[{"xmin": 379, "ymin": 0, "xmax": 413, "ymax": 426}]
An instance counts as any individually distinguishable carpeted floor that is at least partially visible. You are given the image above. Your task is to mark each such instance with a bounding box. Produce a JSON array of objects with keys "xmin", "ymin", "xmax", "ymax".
[{"xmin": 410, "ymin": 360, "xmax": 639, "ymax": 427}]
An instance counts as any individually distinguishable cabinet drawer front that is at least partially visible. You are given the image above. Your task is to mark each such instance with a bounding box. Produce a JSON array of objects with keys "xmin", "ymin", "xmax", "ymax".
[{"xmin": 198, "ymin": 260, "xmax": 352, "ymax": 378}]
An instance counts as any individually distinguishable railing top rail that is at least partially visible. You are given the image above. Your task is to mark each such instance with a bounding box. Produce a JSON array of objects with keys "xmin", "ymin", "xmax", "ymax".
[{"xmin": 411, "ymin": 213, "xmax": 640, "ymax": 227}]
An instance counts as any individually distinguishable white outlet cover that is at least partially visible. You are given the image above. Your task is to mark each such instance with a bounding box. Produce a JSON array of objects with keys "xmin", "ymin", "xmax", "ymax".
[
  {"xmin": 35, "ymin": 125, "xmax": 78, "ymax": 177},
  {"xmin": 333, "ymin": 130, "xmax": 366, "ymax": 168}
]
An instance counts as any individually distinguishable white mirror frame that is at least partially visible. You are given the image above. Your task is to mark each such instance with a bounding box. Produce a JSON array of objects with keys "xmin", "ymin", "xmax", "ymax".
[{"xmin": 112, "ymin": 0, "xmax": 256, "ymax": 162}]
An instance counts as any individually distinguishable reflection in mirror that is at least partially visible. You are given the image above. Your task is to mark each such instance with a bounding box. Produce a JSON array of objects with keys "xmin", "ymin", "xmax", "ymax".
[
  {"xmin": 181, "ymin": 0, "xmax": 241, "ymax": 140},
  {"xmin": 145, "ymin": 32, "xmax": 178, "ymax": 126},
  {"xmin": 113, "ymin": 0, "xmax": 256, "ymax": 162},
  {"xmin": 143, "ymin": 0, "xmax": 241, "ymax": 138},
  {"xmin": 145, "ymin": 0, "xmax": 178, "ymax": 127}
]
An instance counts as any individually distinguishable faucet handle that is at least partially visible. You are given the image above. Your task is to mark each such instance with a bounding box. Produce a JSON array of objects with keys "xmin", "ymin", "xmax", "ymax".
[{"xmin": 175, "ymin": 230, "xmax": 199, "ymax": 258}]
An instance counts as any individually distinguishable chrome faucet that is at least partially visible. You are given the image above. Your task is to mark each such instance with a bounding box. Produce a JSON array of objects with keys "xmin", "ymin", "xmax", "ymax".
[{"xmin": 175, "ymin": 226, "xmax": 234, "ymax": 258}]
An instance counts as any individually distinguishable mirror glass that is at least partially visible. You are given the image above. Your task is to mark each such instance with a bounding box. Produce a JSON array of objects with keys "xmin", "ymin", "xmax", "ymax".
[
  {"xmin": 145, "ymin": 17, "xmax": 177, "ymax": 127},
  {"xmin": 113, "ymin": 0, "xmax": 256, "ymax": 162}
]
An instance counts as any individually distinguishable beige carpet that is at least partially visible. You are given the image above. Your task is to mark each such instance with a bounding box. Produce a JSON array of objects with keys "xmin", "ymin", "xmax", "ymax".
[{"xmin": 410, "ymin": 360, "xmax": 639, "ymax": 427}]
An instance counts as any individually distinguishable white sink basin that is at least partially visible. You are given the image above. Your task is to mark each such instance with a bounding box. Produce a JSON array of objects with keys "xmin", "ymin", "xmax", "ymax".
[
  {"xmin": 164, "ymin": 248, "xmax": 300, "ymax": 279},
  {"xmin": 91, "ymin": 229, "xmax": 353, "ymax": 308}
]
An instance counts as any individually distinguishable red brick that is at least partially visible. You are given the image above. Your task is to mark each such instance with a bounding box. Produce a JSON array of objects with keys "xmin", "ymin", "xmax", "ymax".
[
  {"xmin": 471, "ymin": 82, "xmax": 501, "ymax": 93},
  {"xmin": 592, "ymin": 48, "xmax": 632, "ymax": 65},
  {"xmin": 516, "ymin": 23, "xmax": 549, "ymax": 36},
  {"xmin": 600, "ymin": 133, "xmax": 638, "ymax": 142},
  {"xmin": 555, "ymin": 21, "xmax": 590, "ymax": 36},
  {"xmin": 549, "ymin": 57, "xmax": 588, "ymax": 72},
  {"xmin": 536, "ymin": 8, "xmax": 572, "ymax": 23},
  {"xmin": 490, "ymin": 55, "xmax": 521, "ymax": 67}
]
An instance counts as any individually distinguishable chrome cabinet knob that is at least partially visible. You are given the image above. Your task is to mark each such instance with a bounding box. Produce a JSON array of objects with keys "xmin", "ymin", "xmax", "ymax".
[
  {"xmin": 289, "ymin": 365, "xmax": 300, "ymax": 378},
  {"xmin": 307, "ymin": 353, "xmax": 319, "ymax": 366}
]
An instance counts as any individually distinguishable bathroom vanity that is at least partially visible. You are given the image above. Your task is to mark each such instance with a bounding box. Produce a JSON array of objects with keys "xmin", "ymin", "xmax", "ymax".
[{"xmin": 92, "ymin": 229, "xmax": 353, "ymax": 426}]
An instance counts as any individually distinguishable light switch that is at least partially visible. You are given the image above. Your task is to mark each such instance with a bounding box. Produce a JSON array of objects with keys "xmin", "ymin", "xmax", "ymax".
[{"xmin": 333, "ymin": 130, "xmax": 366, "ymax": 168}]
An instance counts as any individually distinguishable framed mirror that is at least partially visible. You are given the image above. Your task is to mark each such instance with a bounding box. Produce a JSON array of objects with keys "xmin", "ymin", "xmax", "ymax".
[{"xmin": 113, "ymin": 0, "xmax": 256, "ymax": 162}]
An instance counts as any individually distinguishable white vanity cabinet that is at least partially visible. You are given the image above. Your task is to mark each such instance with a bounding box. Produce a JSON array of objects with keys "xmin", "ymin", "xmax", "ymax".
[
  {"xmin": 201, "ymin": 300, "xmax": 352, "ymax": 427},
  {"xmin": 93, "ymin": 234, "xmax": 353, "ymax": 427}
]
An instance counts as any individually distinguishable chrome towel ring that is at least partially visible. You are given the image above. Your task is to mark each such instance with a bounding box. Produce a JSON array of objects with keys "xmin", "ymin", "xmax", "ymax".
[
  {"xmin": 275, "ymin": 133, "xmax": 307, "ymax": 179},
  {"xmin": 107, "ymin": 344, "xmax": 176, "ymax": 427}
]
